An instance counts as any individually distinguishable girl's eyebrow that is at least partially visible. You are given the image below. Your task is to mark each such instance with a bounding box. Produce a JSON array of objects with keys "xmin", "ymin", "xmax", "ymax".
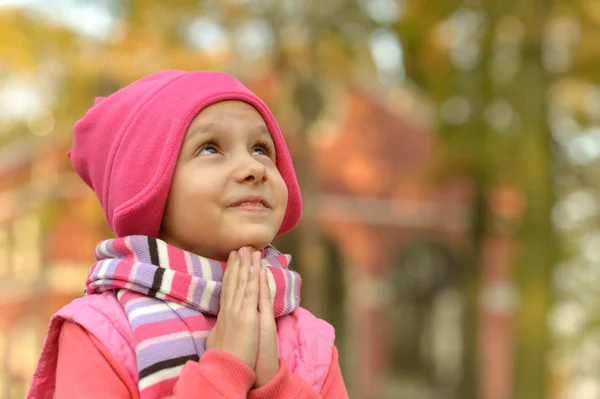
[
  {"xmin": 185, "ymin": 122, "xmax": 271, "ymax": 142},
  {"xmin": 184, "ymin": 122, "xmax": 215, "ymax": 143},
  {"xmin": 256, "ymin": 125, "xmax": 270, "ymax": 136}
]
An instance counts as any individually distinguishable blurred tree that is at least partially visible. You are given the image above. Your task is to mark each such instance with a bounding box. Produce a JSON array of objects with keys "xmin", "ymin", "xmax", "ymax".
[
  {"xmin": 509, "ymin": 0, "xmax": 555, "ymax": 397},
  {"xmin": 0, "ymin": 9, "xmax": 80, "ymax": 145},
  {"xmin": 538, "ymin": 0, "xmax": 600, "ymax": 396},
  {"xmin": 393, "ymin": 2, "xmax": 495, "ymax": 398}
]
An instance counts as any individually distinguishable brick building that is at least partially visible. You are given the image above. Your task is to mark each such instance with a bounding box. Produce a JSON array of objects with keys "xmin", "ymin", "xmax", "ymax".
[
  {"xmin": 310, "ymin": 87, "xmax": 519, "ymax": 399},
  {"xmin": 0, "ymin": 87, "xmax": 518, "ymax": 399}
]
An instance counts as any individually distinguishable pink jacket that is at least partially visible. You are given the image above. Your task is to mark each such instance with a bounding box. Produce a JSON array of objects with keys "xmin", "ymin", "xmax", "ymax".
[{"xmin": 28, "ymin": 292, "xmax": 347, "ymax": 398}]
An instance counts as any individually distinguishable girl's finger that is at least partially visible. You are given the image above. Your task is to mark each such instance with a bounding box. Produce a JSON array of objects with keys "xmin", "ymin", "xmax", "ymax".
[
  {"xmin": 258, "ymin": 268, "xmax": 274, "ymax": 317},
  {"xmin": 242, "ymin": 251, "xmax": 261, "ymax": 312},
  {"xmin": 221, "ymin": 250, "xmax": 238, "ymax": 308},
  {"xmin": 232, "ymin": 247, "xmax": 251, "ymax": 310}
]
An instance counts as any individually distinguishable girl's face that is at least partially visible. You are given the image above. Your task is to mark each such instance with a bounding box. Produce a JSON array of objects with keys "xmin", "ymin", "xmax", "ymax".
[{"xmin": 159, "ymin": 100, "xmax": 288, "ymax": 261}]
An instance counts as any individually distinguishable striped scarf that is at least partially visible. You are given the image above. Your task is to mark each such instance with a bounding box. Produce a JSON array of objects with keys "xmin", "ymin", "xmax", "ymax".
[{"xmin": 85, "ymin": 236, "xmax": 301, "ymax": 399}]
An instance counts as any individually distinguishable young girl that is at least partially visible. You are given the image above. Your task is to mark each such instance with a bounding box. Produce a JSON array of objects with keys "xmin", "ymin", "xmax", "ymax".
[{"xmin": 27, "ymin": 70, "xmax": 348, "ymax": 398}]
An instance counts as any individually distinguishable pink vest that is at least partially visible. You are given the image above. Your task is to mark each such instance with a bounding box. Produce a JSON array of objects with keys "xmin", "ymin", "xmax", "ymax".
[{"xmin": 27, "ymin": 292, "xmax": 334, "ymax": 398}]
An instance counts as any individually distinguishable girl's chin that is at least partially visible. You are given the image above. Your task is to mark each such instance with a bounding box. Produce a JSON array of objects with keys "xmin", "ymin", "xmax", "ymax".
[{"xmin": 228, "ymin": 232, "xmax": 274, "ymax": 252}]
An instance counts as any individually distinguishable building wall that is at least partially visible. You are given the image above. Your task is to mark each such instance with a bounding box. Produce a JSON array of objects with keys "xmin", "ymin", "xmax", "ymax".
[{"xmin": 313, "ymin": 88, "xmax": 518, "ymax": 399}]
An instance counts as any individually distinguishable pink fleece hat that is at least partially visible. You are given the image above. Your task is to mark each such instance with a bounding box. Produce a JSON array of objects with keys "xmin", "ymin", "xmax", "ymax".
[{"xmin": 69, "ymin": 70, "xmax": 302, "ymax": 238}]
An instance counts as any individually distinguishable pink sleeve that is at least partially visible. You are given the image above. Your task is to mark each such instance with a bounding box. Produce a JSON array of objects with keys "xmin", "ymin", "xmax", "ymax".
[
  {"xmin": 56, "ymin": 321, "xmax": 138, "ymax": 399},
  {"xmin": 170, "ymin": 351, "xmax": 256, "ymax": 398},
  {"xmin": 248, "ymin": 346, "xmax": 349, "ymax": 399},
  {"xmin": 56, "ymin": 321, "xmax": 256, "ymax": 399}
]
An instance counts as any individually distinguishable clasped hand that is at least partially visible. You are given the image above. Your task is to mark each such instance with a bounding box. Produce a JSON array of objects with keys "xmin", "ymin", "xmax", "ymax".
[{"xmin": 206, "ymin": 247, "xmax": 279, "ymax": 388}]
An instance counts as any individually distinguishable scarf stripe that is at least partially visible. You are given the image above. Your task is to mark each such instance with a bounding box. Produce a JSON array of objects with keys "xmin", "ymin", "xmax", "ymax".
[
  {"xmin": 156, "ymin": 239, "xmax": 171, "ymax": 268},
  {"xmin": 285, "ymin": 268, "xmax": 294, "ymax": 312},
  {"xmin": 183, "ymin": 250, "xmax": 194, "ymax": 275},
  {"xmin": 139, "ymin": 357, "xmax": 193, "ymax": 383},
  {"xmin": 133, "ymin": 316, "xmax": 209, "ymax": 341},
  {"xmin": 167, "ymin": 244, "xmax": 187, "ymax": 273},
  {"xmin": 148, "ymin": 268, "xmax": 164, "ymax": 297},
  {"xmin": 140, "ymin": 357, "xmax": 196, "ymax": 380},
  {"xmin": 147, "ymin": 238, "xmax": 162, "ymax": 297},
  {"xmin": 273, "ymin": 268, "xmax": 286, "ymax": 315},
  {"xmin": 86, "ymin": 236, "xmax": 300, "ymax": 399},
  {"xmin": 141, "ymin": 375, "xmax": 182, "ymax": 396},
  {"xmin": 138, "ymin": 337, "xmax": 200, "ymax": 371},
  {"xmin": 266, "ymin": 269, "xmax": 276, "ymax": 306},
  {"xmin": 137, "ymin": 330, "xmax": 209, "ymax": 351}
]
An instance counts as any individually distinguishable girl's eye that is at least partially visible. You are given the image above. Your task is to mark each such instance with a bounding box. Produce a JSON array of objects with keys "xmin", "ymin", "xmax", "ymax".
[
  {"xmin": 252, "ymin": 146, "xmax": 269, "ymax": 156},
  {"xmin": 198, "ymin": 144, "xmax": 218, "ymax": 155},
  {"xmin": 252, "ymin": 141, "xmax": 274, "ymax": 157}
]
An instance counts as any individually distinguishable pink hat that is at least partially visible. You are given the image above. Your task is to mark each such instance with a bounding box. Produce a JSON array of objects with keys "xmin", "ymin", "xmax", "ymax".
[{"xmin": 69, "ymin": 70, "xmax": 302, "ymax": 238}]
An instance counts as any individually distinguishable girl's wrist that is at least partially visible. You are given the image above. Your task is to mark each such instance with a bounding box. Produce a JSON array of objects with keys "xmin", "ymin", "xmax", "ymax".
[{"xmin": 253, "ymin": 359, "xmax": 281, "ymax": 388}]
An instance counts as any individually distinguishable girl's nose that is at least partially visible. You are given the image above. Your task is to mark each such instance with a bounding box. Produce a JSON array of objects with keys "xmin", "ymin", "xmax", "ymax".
[{"xmin": 234, "ymin": 153, "xmax": 267, "ymax": 184}]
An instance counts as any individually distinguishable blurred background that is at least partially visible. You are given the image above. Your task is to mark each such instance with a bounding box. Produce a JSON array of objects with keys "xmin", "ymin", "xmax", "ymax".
[{"xmin": 0, "ymin": 0, "xmax": 599, "ymax": 398}]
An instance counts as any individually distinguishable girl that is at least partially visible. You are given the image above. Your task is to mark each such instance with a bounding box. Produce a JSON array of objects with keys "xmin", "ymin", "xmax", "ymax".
[{"xmin": 27, "ymin": 70, "xmax": 348, "ymax": 398}]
